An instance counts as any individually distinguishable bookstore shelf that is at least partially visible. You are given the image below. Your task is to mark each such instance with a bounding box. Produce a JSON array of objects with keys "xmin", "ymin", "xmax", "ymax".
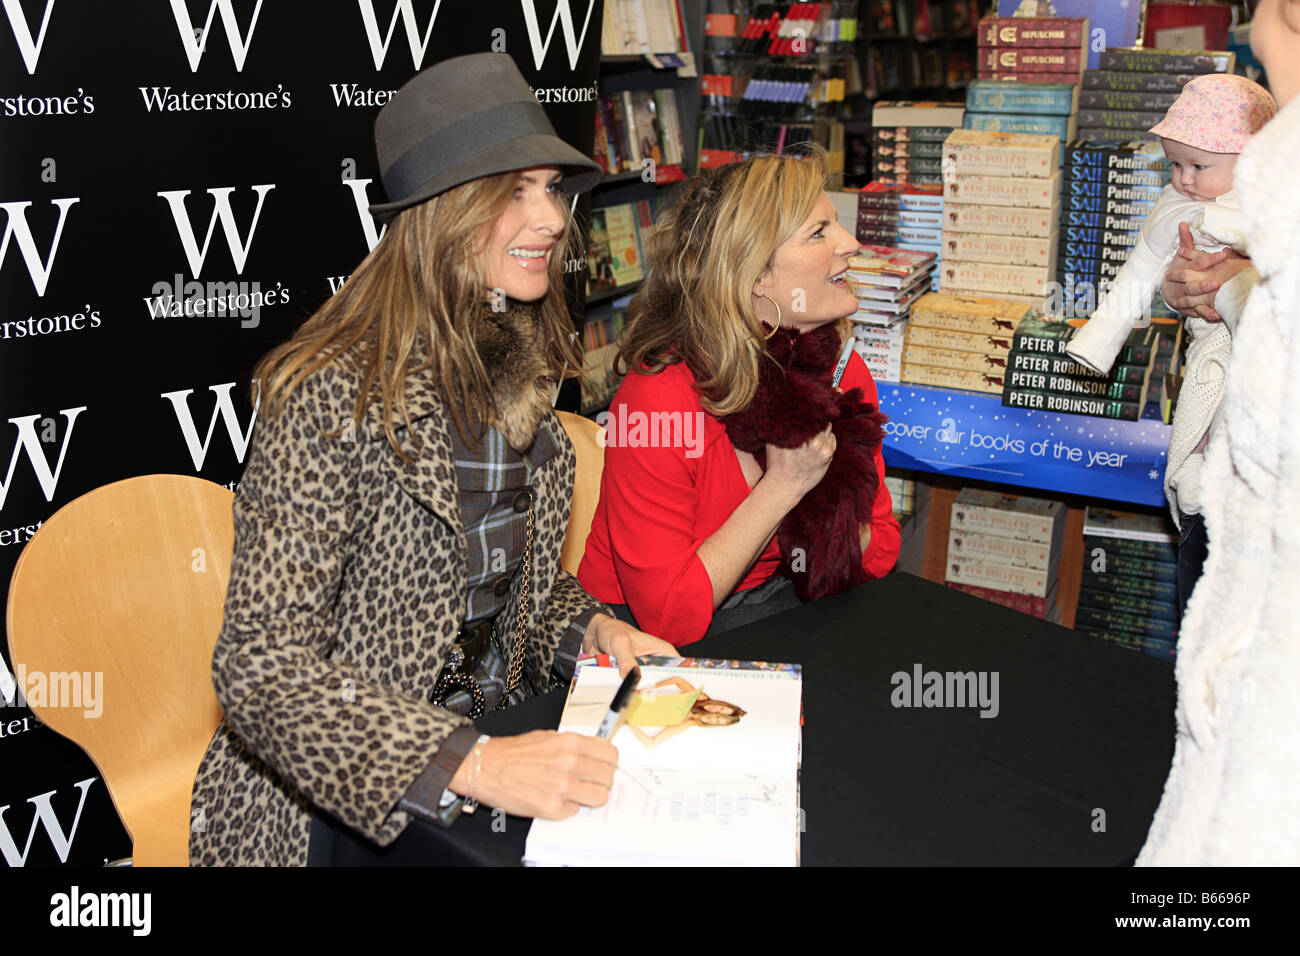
[
  {"xmin": 599, "ymin": 169, "xmax": 648, "ymax": 185},
  {"xmin": 585, "ymin": 282, "xmax": 641, "ymax": 308},
  {"xmin": 858, "ymin": 0, "xmax": 979, "ymax": 98},
  {"xmin": 877, "ymin": 382, "xmax": 1171, "ymax": 508}
]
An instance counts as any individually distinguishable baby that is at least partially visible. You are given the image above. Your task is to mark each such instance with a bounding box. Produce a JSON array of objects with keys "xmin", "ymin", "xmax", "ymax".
[
  {"xmin": 1064, "ymin": 73, "xmax": 1275, "ymax": 615},
  {"xmin": 1066, "ymin": 73, "xmax": 1276, "ymax": 374}
]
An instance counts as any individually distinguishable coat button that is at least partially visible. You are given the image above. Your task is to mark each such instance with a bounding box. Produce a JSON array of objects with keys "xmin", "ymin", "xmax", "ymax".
[
  {"xmin": 512, "ymin": 490, "xmax": 531, "ymax": 513},
  {"xmin": 494, "ymin": 576, "xmax": 512, "ymax": 597}
]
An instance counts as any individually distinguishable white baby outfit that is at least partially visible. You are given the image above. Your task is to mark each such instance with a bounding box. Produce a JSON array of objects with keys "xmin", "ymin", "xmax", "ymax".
[{"xmin": 1064, "ymin": 185, "xmax": 1247, "ymax": 526}]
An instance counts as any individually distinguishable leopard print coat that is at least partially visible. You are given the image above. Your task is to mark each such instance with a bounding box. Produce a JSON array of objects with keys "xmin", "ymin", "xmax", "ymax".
[{"xmin": 188, "ymin": 358, "xmax": 600, "ymax": 866}]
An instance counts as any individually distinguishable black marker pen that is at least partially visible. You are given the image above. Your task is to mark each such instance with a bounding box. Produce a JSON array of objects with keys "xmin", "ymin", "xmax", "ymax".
[{"xmin": 597, "ymin": 666, "xmax": 641, "ymax": 738}]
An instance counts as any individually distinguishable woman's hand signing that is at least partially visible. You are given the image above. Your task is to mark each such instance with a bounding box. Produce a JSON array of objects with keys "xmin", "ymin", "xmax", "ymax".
[
  {"xmin": 450, "ymin": 730, "xmax": 619, "ymax": 819},
  {"xmin": 448, "ymin": 615, "xmax": 676, "ymax": 819},
  {"xmin": 762, "ymin": 424, "xmax": 836, "ymax": 506}
]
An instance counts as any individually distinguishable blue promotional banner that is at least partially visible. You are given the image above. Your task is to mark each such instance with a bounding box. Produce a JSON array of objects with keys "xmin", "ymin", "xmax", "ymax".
[{"xmin": 877, "ymin": 384, "xmax": 1170, "ymax": 507}]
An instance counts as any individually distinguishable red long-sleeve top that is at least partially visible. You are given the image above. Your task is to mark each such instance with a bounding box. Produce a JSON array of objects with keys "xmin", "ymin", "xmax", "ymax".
[{"xmin": 577, "ymin": 350, "xmax": 900, "ymax": 646}]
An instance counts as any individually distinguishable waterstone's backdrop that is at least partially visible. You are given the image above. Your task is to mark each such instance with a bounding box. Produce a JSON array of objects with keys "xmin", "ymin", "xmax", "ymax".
[{"xmin": 0, "ymin": 0, "xmax": 603, "ymax": 866}]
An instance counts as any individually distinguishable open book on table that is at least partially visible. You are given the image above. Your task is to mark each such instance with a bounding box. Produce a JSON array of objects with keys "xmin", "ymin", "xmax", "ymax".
[{"xmin": 523, "ymin": 657, "xmax": 803, "ymax": 867}]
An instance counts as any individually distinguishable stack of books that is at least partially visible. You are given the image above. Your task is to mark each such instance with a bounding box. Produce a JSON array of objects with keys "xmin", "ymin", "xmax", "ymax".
[
  {"xmin": 945, "ymin": 488, "xmax": 1066, "ymax": 621},
  {"xmin": 594, "ymin": 90, "xmax": 687, "ymax": 175},
  {"xmin": 963, "ymin": 79, "xmax": 1079, "ymax": 169},
  {"xmin": 940, "ymin": 127, "xmax": 1060, "ymax": 309},
  {"xmin": 1056, "ymin": 139, "xmax": 1172, "ymax": 327},
  {"xmin": 1075, "ymin": 506, "xmax": 1179, "ymax": 661},
  {"xmin": 1077, "ymin": 48, "xmax": 1235, "ymax": 143},
  {"xmin": 871, "ymin": 101, "xmax": 965, "ymax": 186},
  {"xmin": 976, "ymin": 15, "xmax": 1089, "ymax": 85},
  {"xmin": 845, "ymin": 246, "xmax": 937, "ymax": 383},
  {"xmin": 856, "ymin": 182, "xmax": 944, "ymax": 281},
  {"xmin": 1000, "ymin": 312, "xmax": 1180, "ymax": 420},
  {"xmin": 853, "ymin": 320, "xmax": 907, "ymax": 383},
  {"xmin": 901, "ymin": 292, "xmax": 1028, "ymax": 395}
]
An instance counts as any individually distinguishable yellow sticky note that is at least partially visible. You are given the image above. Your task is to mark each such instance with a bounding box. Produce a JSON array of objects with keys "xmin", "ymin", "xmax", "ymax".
[{"xmin": 626, "ymin": 689, "xmax": 699, "ymax": 727}]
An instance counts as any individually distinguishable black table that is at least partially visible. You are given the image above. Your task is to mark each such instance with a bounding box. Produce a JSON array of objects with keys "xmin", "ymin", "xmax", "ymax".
[{"xmin": 317, "ymin": 573, "xmax": 1176, "ymax": 865}]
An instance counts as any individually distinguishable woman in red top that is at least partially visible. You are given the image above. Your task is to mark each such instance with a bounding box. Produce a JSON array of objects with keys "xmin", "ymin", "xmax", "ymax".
[{"xmin": 579, "ymin": 153, "xmax": 901, "ymax": 645}]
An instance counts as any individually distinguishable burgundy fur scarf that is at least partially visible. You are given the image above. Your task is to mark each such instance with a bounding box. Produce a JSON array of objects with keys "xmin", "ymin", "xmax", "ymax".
[{"xmin": 714, "ymin": 324, "xmax": 888, "ymax": 602}]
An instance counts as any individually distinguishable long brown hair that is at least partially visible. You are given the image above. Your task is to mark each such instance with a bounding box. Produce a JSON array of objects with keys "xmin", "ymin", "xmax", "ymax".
[
  {"xmin": 617, "ymin": 151, "xmax": 831, "ymax": 416},
  {"xmin": 254, "ymin": 170, "xmax": 582, "ymax": 457}
]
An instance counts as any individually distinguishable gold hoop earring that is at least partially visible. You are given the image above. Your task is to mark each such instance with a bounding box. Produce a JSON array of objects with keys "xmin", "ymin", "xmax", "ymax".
[{"xmin": 760, "ymin": 294, "xmax": 782, "ymax": 339}]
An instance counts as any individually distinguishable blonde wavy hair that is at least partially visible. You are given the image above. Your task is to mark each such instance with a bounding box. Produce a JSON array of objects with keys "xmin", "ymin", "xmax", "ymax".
[
  {"xmin": 617, "ymin": 149, "xmax": 836, "ymax": 416},
  {"xmin": 253, "ymin": 170, "xmax": 582, "ymax": 457}
]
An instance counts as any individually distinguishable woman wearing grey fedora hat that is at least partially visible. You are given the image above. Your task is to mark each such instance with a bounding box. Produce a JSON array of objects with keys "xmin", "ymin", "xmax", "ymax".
[{"xmin": 189, "ymin": 53, "xmax": 675, "ymax": 866}]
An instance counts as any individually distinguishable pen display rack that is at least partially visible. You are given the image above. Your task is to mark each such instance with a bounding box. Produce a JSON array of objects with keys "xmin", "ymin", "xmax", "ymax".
[{"xmin": 699, "ymin": 1, "xmax": 860, "ymax": 167}]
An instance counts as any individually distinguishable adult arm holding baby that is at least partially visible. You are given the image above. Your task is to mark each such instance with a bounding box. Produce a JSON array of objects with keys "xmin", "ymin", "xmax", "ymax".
[{"xmin": 1161, "ymin": 220, "xmax": 1258, "ymax": 326}]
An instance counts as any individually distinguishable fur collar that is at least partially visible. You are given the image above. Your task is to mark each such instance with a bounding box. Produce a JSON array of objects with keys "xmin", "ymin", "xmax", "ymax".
[
  {"xmin": 352, "ymin": 300, "xmax": 560, "ymax": 454},
  {"xmin": 703, "ymin": 323, "xmax": 887, "ymax": 602},
  {"xmin": 473, "ymin": 300, "xmax": 558, "ymax": 452}
]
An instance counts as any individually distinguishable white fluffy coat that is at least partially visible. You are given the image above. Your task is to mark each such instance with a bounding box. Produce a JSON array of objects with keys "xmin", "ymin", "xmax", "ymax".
[{"xmin": 1137, "ymin": 95, "xmax": 1300, "ymax": 865}]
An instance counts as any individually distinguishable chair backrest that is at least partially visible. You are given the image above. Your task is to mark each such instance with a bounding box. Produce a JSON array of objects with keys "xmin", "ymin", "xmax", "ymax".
[
  {"xmin": 6, "ymin": 474, "xmax": 234, "ymax": 866},
  {"xmin": 556, "ymin": 411, "xmax": 606, "ymax": 575}
]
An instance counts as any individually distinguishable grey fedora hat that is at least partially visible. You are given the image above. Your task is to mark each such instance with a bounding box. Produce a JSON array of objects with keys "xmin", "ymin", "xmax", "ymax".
[{"xmin": 369, "ymin": 52, "xmax": 602, "ymax": 223}]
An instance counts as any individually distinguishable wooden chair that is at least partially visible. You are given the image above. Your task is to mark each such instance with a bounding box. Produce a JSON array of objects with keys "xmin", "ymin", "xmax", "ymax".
[
  {"xmin": 6, "ymin": 475, "xmax": 234, "ymax": 866},
  {"xmin": 556, "ymin": 411, "xmax": 606, "ymax": 575}
]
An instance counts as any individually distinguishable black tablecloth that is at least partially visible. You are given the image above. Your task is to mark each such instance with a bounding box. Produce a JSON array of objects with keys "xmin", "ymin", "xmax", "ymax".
[{"xmin": 309, "ymin": 573, "xmax": 1176, "ymax": 866}]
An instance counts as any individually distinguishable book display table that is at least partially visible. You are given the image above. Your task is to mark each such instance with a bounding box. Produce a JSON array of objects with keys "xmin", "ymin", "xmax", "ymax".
[{"xmin": 307, "ymin": 574, "xmax": 1174, "ymax": 866}]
